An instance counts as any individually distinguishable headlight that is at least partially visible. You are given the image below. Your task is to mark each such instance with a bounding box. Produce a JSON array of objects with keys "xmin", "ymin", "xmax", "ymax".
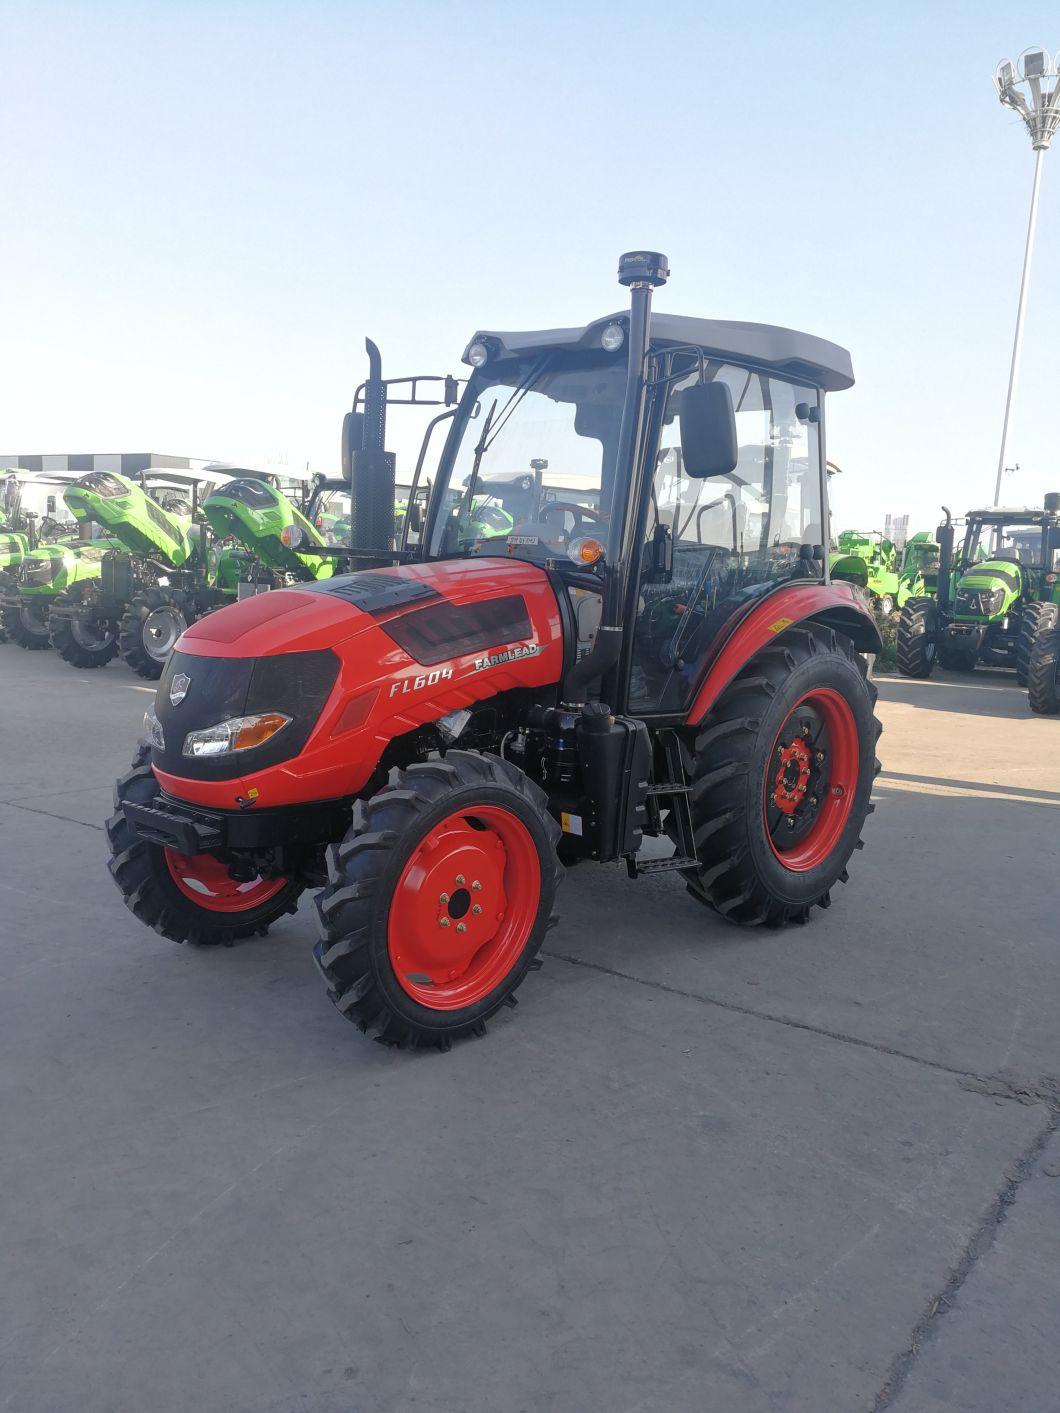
[
  {"xmin": 467, "ymin": 341, "xmax": 490, "ymax": 368},
  {"xmin": 182, "ymin": 712, "xmax": 291, "ymax": 758},
  {"xmin": 143, "ymin": 709, "xmax": 165, "ymax": 750}
]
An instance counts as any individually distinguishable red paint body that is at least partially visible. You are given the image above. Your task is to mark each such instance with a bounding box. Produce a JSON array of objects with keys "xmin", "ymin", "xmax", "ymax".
[
  {"xmin": 685, "ymin": 582, "xmax": 876, "ymax": 724},
  {"xmin": 152, "ymin": 561, "xmax": 874, "ymax": 814},
  {"xmin": 154, "ymin": 559, "xmax": 564, "ymax": 810}
]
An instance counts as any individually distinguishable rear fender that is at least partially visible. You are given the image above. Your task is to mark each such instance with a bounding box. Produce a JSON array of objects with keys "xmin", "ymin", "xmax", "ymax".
[{"xmin": 685, "ymin": 582, "xmax": 881, "ymax": 725}]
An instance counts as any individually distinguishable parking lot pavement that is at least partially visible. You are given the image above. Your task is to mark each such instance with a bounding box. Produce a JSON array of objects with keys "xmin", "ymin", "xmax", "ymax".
[{"xmin": 1, "ymin": 650, "xmax": 1057, "ymax": 1413}]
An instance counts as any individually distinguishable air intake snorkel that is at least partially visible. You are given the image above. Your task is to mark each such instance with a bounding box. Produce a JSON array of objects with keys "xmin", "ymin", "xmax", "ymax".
[{"xmin": 935, "ymin": 506, "xmax": 954, "ymax": 609}]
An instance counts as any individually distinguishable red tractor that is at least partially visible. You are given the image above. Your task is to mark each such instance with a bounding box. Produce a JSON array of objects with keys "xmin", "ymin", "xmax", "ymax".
[{"xmin": 108, "ymin": 252, "xmax": 882, "ymax": 1049}]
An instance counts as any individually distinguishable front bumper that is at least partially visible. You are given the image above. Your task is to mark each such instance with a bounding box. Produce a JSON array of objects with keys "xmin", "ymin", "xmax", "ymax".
[{"xmin": 123, "ymin": 790, "xmax": 351, "ymax": 854}]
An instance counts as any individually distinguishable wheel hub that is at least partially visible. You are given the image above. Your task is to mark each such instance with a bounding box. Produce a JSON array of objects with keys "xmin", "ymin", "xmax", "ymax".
[
  {"xmin": 388, "ymin": 805, "xmax": 540, "ymax": 1009},
  {"xmin": 763, "ymin": 689, "xmax": 859, "ymax": 872},
  {"xmin": 144, "ymin": 606, "xmax": 185, "ymax": 660}
]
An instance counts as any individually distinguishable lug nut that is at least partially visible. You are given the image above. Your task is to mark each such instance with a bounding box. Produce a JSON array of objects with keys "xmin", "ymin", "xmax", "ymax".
[
  {"xmin": 816, "ymin": 751, "xmax": 825, "ymax": 763},
  {"xmin": 786, "ymin": 816, "xmax": 796, "ymax": 829},
  {"xmin": 456, "ymin": 922, "xmax": 467, "ymax": 934},
  {"xmin": 809, "ymin": 796, "xmax": 818, "ymax": 807},
  {"xmin": 439, "ymin": 892, "xmax": 450, "ymax": 904},
  {"xmin": 472, "ymin": 904, "xmax": 482, "ymax": 915},
  {"xmin": 471, "ymin": 880, "xmax": 482, "ymax": 891},
  {"xmin": 439, "ymin": 917, "xmax": 451, "ymax": 928},
  {"xmin": 455, "ymin": 874, "xmax": 465, "ymax": 885}
]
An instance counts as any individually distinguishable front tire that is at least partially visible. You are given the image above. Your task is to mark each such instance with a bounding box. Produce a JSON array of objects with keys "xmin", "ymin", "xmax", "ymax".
[
  {"xmin": 3, "ymin": 596, "xmax": 51, "ymax": 650},
  {"xmin": 896, "ymin": 597, "xmax": 938, "ymax": 678},
  {"xmin": 1027, "ymin": 627, "xmax": 1060, "ymax": 715},
  {"xmin": 1017, "ymin": 602, "xmax": 1058, "ymax": 687},
  {"xmin": 50, "ymin": 592, "xmax": 119, "ymax": 668},
  {"xmin": 119, "ymin": 588, "xmax": 191, "ymax": 679},
  {"xmin": 107, "ymin": 746, "xmax": 304, "ymax": 944},
  {"xmin": 314, "ymin": 751, "xmax": 562, "ymax": 1049},
  {"xmin": 673, "ymin": 624, "xmax": 880, "ymax": 926}
]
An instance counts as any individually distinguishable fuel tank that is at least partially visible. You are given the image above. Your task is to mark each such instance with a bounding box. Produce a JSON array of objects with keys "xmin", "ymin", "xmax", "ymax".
[{"xmin": 148, "ymin": 558, "xmax": 565, "ymax": 809}]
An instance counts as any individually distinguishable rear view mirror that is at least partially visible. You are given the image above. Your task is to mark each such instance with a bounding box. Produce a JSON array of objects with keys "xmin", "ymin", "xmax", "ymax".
[{"xmin": 679, "ymin": 382, "xmax": 738, "ymax": 479}]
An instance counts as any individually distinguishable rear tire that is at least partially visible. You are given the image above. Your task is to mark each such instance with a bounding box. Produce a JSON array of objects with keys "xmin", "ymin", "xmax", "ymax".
[
  {"xmin": 314, "ymin": 750, "xmax": 562, "ymax": 1049},
  {"xmin": 50, "ymin": 592, "xmax": 119, "ymax": 668},
  {"xmin": 1017, "ymin": 602, "xmax": 1058, "ymax": 687},
  {"xmin": 107, "ymin": 745, "xmax": 304, "ymax": 944},
  {"xmin": 119, "ymin": 589, "xmax": 191, "ymax": 679},
  {"xmin": 1027, "ymin": 627, "xmax": 1060, "ymax": 715},
  {"xmin": 896, "ymin": 597, "xmax": 938, "ymax": 678},
  {"xmin": 672, "ymin": 624, "xmax": 880, "ymax": 926},
  {"xmin": 3, "ymin": 596, "xmax": 51, "ymax": 650}
]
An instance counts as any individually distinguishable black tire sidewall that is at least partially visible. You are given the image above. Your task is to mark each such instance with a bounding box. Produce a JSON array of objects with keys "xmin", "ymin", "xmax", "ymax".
[
  {"xmin": 363, "ymin": 779, "xmax": 558, "ymax": 1031},
  {"xmin": 742, "ymin": 649, "xmax": 876, "ymax": 906}
]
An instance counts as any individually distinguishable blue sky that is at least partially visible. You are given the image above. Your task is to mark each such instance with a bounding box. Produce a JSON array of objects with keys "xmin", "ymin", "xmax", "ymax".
[{"xmin": 2, "ymin": 0, "xmax": 1059, "ymax": 534}]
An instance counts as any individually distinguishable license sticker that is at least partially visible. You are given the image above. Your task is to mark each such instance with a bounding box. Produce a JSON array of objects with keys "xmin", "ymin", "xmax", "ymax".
[{"xmin": 507, "ymin": 535, "xmax": 539, "ymax": 546}]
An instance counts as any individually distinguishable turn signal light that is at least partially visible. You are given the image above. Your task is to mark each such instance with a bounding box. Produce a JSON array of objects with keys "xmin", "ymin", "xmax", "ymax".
[{"xmin": 568, "ymin": 535, "xmax": 605, "ymax": 566}]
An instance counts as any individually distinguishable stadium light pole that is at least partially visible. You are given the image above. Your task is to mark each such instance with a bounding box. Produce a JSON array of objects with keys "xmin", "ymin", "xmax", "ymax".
[{"xmin": 992, "ymin": 48, "xmax": 1060, "ymax": 507}]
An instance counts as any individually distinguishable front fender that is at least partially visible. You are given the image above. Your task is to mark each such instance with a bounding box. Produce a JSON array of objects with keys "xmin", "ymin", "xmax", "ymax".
[{"xmin": 686, "ymin": 582, "xmax": 881, "ymax": 724}]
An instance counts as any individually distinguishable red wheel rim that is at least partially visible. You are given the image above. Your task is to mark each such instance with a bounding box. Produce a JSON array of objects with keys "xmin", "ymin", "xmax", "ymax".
[
  {"xmin": 763, "ymin": 688, "xmax": 859, "ymax": 873},
  {"xmin": 387, "ymin": 804, "xmax": 540, "ymax": 1010},
  {"xmin": 164, "ymin": 849, "xmax": 288, "ymax": 913}
]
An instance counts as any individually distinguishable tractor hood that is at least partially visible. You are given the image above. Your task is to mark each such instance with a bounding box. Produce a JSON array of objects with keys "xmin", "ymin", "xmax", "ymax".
[
  {"xmin": 149, "ymin": 558, "xmax": 566, "ymax": 809},
  {"xmin": 63, "ymin": 472, "xmax": 193, "ymax": 568},
  {"xmin": 202, "ymin": 478, "xmax": 334, "ymax": 580},
  {"xmin": 953, "ymin": 559, "xmax": 1021, "ymax": 620}
]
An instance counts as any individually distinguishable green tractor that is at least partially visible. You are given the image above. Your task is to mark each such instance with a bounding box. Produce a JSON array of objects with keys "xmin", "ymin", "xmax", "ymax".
[
  {"xmin": 835, "ymin": 530, "xmax": 900, "ymax": 615},
  {"xmin": 0, "ymin": 471, "xmax": 123, "ymax": 649},
  {"xmin": 896, "ymin": 498, "xmax": 1060, "ymax": 679},
  {"xmin": 895, "ymin": 531, "xmax": 943, "ymax": 608},
  {"xmin": 49, "ymin": 470, "xmax": 246, "ymax": 676}
]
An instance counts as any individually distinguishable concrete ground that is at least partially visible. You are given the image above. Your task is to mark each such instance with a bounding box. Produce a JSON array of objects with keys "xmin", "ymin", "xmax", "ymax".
[{"xmin": 1, "ymin": 648, "xmax": 1058, "ymax": 1413}]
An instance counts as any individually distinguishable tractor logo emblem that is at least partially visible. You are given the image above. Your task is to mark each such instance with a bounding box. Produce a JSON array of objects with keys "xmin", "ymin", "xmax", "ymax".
[{"xmin": 169, "ymin": 673, "xmax": 191, "ymax": 705}]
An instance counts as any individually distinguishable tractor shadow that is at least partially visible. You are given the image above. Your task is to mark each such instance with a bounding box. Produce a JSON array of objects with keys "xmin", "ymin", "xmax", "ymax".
[{"xmin": 873, "ymin": 669, "xmax": 1036, "ymax": 719}]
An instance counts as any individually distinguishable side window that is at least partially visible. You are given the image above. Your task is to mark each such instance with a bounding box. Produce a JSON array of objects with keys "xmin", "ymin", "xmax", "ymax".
[{"xmin": 629, "ymin": 365, "xmax": 823, "ymax": 714}]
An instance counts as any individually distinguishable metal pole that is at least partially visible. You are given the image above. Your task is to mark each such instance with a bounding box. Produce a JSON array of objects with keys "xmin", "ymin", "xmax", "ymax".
[{"xmin": 994, "ymin": 146, "xmax": 1046, "ymax": 505}]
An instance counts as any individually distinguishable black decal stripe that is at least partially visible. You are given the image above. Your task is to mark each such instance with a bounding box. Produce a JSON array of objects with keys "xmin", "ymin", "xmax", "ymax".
[{"xmin": 295, "ymin": 573, "xmax": 441, "ymax": 615}]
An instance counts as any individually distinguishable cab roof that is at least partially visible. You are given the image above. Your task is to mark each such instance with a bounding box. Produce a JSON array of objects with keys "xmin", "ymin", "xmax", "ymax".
[
  {"xmin": 965, "ymin": 507, "xmax": 1058, "ymax": 523},
  {"xmin": 463, "ymin": 311, "xmax": 855, "ymax": 392}
]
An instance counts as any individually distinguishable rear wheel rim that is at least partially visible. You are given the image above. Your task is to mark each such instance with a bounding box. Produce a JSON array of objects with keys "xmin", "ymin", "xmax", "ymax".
[
  {"xmin": 143, "ymin": 606, "xmax": 186, "ymax": 660},
  {"xmin": 164, "ymin": 849, "xmax": 287, "ymax": 913},
  {"xmin": 388, "ymin": 804, "xmax": 540, "ymax": 1010},
  {"xmin": 764, "ymin": 688, "xmax": 859, "ymax": 873}
]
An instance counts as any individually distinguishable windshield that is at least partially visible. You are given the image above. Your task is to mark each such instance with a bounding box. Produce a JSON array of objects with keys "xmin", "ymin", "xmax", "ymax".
[
  {"xmin": 427, "ymin": 353, "xmax": 626, "ymax": 566},
  {"xmin": 906, "ymin": 543, "xmax": 940, "ymax": 572},
  {"xmin": 963, "ymin": 522, "xmax": 1043, "ymax": 568}
]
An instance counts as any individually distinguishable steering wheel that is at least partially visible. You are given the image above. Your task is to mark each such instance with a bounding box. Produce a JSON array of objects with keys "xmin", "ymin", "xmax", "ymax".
[{"xmin": 539, "ymin": 501, "xmax": 608, "ymax": 539}]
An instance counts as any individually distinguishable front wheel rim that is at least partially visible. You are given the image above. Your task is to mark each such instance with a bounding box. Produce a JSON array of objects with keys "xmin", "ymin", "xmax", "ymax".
[
  {"xmin": 387, "ymin": 804, "xmax": 540, "ymax": 1010},
  {"xmin": 164, "ymin": 849, "xmax": 287, "ymax": 913},
  {"xmin": 72, "ymin": 616, "xmax": 113, "ymax": 651},
  {"xmin": 143, "ymin": 606, "xmax": 186, "ymax": 660},
  {"xmin": 764, "ymin": 688, "xmax": 859, "ymax": 873}
]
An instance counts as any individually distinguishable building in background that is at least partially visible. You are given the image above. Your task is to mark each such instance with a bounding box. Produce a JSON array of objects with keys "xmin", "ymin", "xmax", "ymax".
[
  {"xmin": 884, "ymin": 512, "xmax": 909, "ymax": 549},
  {"xmin": 0, "ymin": 452, "xmax": 197, "ymax": 475}
]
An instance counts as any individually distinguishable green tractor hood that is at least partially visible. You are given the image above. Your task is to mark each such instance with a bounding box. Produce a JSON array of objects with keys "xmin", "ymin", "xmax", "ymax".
[
  {"xmin": 952, "ymin": 560, "xmax": 1022, "ymax": 622},
  {"xmin": 202, "ymin": 477, "xmax": 335, "ymax": 580},
  {"xmin": 63, "ymin": 472, "xmax": 193, "ymax": 568}
]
